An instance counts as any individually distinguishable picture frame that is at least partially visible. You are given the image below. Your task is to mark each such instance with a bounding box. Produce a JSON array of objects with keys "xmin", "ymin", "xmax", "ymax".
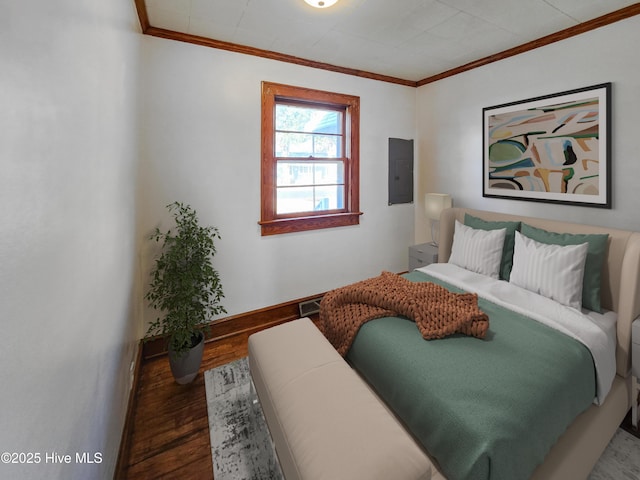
[{"xmin": 483, "ymin": 83, "xmax": 611, "ymax": 208}]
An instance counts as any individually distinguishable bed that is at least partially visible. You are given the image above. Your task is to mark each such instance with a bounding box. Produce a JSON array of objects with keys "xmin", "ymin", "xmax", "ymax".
[{"xmin": 329, "ymin": 208, "xmax": 640, "ymax": 480}]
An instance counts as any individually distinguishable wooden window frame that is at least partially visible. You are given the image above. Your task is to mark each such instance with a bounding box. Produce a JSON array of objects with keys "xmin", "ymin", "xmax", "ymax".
[{"xmin": 260, "ymin": 82, "xmax": 361, "ymax": 236}]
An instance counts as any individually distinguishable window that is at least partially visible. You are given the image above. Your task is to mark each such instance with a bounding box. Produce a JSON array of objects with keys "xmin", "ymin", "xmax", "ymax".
[{"xmin": 260, "ymin": 82, "xmax": 361, "ymax": 236}]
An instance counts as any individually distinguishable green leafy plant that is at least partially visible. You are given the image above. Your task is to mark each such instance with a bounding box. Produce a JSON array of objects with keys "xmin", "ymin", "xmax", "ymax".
[{"xmin": 145, "ymin": 202, "xmax": 226, "ymax": 356}]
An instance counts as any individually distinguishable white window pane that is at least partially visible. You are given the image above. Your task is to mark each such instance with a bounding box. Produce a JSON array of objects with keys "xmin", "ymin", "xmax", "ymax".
[
  {"xmin": 277, "ymin": 161, "xmax": 344, "ymax": 187},
  {"xmin": 315, "ymin": 185, "xmax": 344, "ymax": 210},
  {"xmin": 312, "ymin": 135, "xmax": 340, "ymax": 157},
  {"xmin": 314, "ymin": 162, "xmax": 344, "ymax": 185},
  {"xmin": 276, "ymin": 187, "xmax": 315, "ymax": 214},
  {"xmin": 276, "ymin": 104, "xmax": 342, "ymax": 134},
  {"xmin": 277, "ymin": 163, "xmax": 314, "ymax": 186},
  {"xmin": 275, "ymin": 132, "xmax": 312, "ymax": 157},
  {"xmin": 276, "ymin": 185, "xmax": 345, "ymax": 214},
  {"xmin": 306, "ymin": 110, "xmax": 341, "ymax": 134},
  {"xmin": 275, "ymin": 105, "xmax": 312, "ymax": 131},
  {"xmin": 276, "ymin": 132, "xmax": 340, "ymax": 158}
]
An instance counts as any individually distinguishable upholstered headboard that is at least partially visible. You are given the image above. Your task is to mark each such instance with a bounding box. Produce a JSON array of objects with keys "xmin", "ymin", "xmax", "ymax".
[{"xmin": 438, "ymin": 208, "xmax": 640, "ymax": 377}]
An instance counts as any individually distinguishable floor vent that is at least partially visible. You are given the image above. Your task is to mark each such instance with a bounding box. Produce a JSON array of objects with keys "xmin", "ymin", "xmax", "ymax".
[{"xmin": 298, "ymin": 297, "xmax": 323, "ymax": 317}]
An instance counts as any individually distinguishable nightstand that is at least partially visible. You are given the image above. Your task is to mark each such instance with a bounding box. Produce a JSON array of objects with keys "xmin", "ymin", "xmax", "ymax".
[
  {"xmin": 408, "ymin": 243, "xmax": 439, "ymax": 271},
  {"xmin": 632, "ymin": 317, "xmax": 640, "ymax": 428}
]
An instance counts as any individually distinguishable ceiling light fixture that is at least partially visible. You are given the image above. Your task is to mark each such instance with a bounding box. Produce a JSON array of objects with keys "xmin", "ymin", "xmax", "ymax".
[{"xmin": 304, "ymin": 0, "xmax": 339, "ymax": 8}]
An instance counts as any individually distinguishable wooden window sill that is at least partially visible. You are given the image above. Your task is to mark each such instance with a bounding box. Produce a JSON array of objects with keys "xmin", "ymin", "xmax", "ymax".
[{"xmin": 259, "ymin": 212, "xmax": 363, "ymax": 236}]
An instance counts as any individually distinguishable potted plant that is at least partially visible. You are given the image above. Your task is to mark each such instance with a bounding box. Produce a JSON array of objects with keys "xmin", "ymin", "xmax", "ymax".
[{"xmin": 145, "ymin": 202, "xmax": 226, "ymax": 384}]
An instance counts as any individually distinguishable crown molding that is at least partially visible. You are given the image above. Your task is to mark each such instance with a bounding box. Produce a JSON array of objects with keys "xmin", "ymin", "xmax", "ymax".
[{"xmin": 134, "ymin": 1, "xmax": 640, "ymax": 88}]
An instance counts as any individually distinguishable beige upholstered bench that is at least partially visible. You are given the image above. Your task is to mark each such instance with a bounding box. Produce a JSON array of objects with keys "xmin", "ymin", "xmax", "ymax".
[{"xmin": 248, "ymin": 317, "xmax": 433, "ymax": 480}]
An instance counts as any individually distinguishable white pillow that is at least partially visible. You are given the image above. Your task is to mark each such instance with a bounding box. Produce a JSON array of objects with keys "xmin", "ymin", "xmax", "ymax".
[
  {"xmin": 448, "ymin": 220, "xmax": 506, "ymax": 279},
  {"xmin": 510, "ymin": 231, "xmax": 588, "ymax": 309}
]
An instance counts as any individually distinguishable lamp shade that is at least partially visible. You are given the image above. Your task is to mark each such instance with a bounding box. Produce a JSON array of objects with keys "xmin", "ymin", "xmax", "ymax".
[{"xmin": 424, "ymin": 193, "xmax": 452, "ymax": 220}]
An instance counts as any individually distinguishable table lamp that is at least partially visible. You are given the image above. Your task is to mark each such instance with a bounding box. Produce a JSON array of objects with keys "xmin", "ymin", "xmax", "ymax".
[{"xmin": 424, "ymin": 193, "xmax": 452, "ymax": 246}]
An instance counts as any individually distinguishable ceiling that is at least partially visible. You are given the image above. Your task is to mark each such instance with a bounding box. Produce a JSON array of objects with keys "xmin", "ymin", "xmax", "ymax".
[{"xmin": 141, "ymin": 0, "xmax": 639, "ymax": 84}]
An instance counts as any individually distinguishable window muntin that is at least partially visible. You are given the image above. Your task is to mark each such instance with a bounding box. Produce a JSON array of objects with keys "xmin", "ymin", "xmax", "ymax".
[{"xmin": 260, "ymin": 82, "xmax": 361, "ymax": 236}]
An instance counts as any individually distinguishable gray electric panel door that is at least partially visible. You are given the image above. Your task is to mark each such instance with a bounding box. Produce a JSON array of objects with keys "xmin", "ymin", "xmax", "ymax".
[{"xmin": 388, "ymin": 138, "xmax": 414, "ymax": 205}]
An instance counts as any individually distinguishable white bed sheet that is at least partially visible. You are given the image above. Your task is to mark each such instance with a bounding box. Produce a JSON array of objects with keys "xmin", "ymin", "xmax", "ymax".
[{"xmin": 417, "ymin": 263, "xmax": 617, "ymax": 404}]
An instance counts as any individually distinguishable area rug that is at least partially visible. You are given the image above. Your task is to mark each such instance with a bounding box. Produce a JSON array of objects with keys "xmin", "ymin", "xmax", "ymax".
[
  {"xmin": 205, "ymin": 358, "xmax": 283, "ymax": 480},
  {"xmin": 205, "ymin": 357, "xmax": 640, "ymax": 480},
  {"xmin": 588, "ymin": 428, "xmax": 640, "ymax": 479}
]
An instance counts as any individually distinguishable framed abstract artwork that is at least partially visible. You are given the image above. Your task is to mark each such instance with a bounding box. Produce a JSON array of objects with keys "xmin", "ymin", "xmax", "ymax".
[{"xmin": 483, "ymin": 83, "xmax": 611, "ymax": 208}]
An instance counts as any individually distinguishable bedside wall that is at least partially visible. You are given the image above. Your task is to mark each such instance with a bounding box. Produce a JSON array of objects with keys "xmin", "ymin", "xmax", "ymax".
[{"xmin": 415, "ymin": 14, "xmax": 640, "ymax": 244}]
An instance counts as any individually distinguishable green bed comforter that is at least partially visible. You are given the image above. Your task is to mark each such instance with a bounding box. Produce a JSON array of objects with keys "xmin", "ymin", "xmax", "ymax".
[{"xmin": 346, "ymin": 270, "xmax": 596, "ymax": 480}]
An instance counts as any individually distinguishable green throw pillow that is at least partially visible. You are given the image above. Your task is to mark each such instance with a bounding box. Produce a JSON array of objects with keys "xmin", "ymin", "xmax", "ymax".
[
  {"xmin": 464, "ymin": 214, "xmax": 521, "ymax": 281},
  {"xmin": 520, "ymin": 223, "xmax": 608, "ymax": 313}
]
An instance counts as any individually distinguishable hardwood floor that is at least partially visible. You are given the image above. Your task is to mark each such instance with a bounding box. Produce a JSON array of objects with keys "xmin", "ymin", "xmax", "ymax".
[
  {"xmin": 117, "ymin": 295, "xmax": 323, "ymax": 479},
  {"xmin": 119, "ymin": 332, "xmax": 253, "ymax": 479}
]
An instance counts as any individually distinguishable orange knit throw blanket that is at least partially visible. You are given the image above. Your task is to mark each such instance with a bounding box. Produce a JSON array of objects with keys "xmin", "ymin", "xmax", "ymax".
[{"xmin": 319, "ymin": 271, "xmax": 489, "ymax": 356}]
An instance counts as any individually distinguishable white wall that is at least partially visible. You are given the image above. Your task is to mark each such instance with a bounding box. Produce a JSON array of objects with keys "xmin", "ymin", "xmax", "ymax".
[
  {"xmin": 416, "ymin": 15, "xmax": 640, "ymax": 244},
  {"xmin": 0, "ymin": 1, "xmax": 141, "ymax": 478},
  {"xmin": 138, "ymin": 37, "xmax": 417, "ymax": 324}
]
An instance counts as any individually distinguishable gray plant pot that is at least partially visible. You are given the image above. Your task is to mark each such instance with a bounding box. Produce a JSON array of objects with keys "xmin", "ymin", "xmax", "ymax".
[{"xmin": 168, "ymin": 331, "xmax": 205, "ymax": 385}]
